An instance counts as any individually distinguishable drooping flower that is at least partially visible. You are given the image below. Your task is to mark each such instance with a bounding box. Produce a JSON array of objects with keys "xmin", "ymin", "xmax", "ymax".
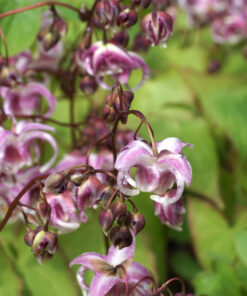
[
  {"xmin": 0, "ymin": 121, "xmax": 57, "ymax": 175},
  {"xmin": 76, "ymin": 41, "xmax": 150, "ymax": 90},
  {"xmin": 141, "ymin": 11, "xmax": 173, "ymax": 47},
  {"xmin": 1, "ymin": 82, "xmax": 57, "ymax": 117},
  {"xmin": 70, "ymin": 233, "xmax": 153, "ymax": 296},
  {"xmin": 154, "ymin": 190, "xmax": 186, "ymax": 230},
  {"xmin": 46, "ymin": 191, "xmax": 86, "ymax": 233},
  {"xmin": 115, "ymin": 137, "xmax": 193, "ymax": 206}
]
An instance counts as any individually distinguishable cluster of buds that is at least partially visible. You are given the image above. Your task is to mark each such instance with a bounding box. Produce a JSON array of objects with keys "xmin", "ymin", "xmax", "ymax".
[
  {"xmin": 179, "ymin": 0, "xmax": 247, "ymax": 44},
  {"xmin": 102, "ymin": 83, "xmax": 134, "ymax": 123}
]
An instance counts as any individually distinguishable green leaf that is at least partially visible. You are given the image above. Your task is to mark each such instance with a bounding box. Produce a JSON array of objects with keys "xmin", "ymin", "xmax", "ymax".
[
  {"xmin": 0, "ymin": 0, "xmax": 41, "ymax": 55},
  {"xmin": 0, "ymin": 244, "xmax": 22, "ymax": 296},
  {"xmin": 187, "ymin": 197, "xmax": 235, "ymax": 269},
  {"xmin": 235, "ymin": 230, "xmax": 247, "ymax": 267},
  {"xmin": 194, "ymin": 263, "xmax": 241, "ymax": 296}
]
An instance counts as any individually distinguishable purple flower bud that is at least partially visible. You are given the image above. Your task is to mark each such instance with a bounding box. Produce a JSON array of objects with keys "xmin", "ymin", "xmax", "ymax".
[
  {"xmin": 110, "ymin": 226, "xmax": 133, "ymax": 249},
  {"xmin": 79, "ymin": 5, "xmax": 89, "ymax": 21},
  {"xmin": 111, "ymin": 201, "xmax": 127, "ymax": 221},
  {"xmin": 102, "ymin": 104, "xmax": 117, "ymax": 123},
  {"xmin": 95, "ymin": 184, "xmax": 116, "ymax": 206},
  {"xmin": 110, "ymin": 30, "xmax": 129, "ymax": 47},
  {"xmin": 207, "ymin": 59, "xmax": 221, "ymax": 74},
  {"xmin": 130, "ymin": 212, "xmax": 145, "ymax": 234},
  {"xmin": 43, "ymin": 172, "xmax": 68, "ymax": 194},
  {"xmin": 117, "ymin": 8, "xmax": 138, "ymax": 27},
  {"xmin": 79, "ymin": 76, "xmax": 98, "ymax": 95},
  {"xmin": 117, "ymin": 210, "xmax": 131, "ymax": 226},
  {"xmin": 95, "ymin": 0, "xmax": 120, "ymax": 27},
  {"xmin": 24, "ymin": 228, "xmax": 41, "ymax": 247},
  {"xmin": 38, "ymin": 30, "xmax": 60, "ymax": 52},
  {"xmin": 131, "ymin": 0, "xmax": 151, "ymax": 9},
  {"xmin": 141, "ymin": 11, "xmax": 173, "ymax": 47},
  {"xmin": 32, "ymin": 230, "xmax": 58, "ymax": 264},
  {"xmin": 99, "ymin": 208, "xmax": 115, "ymax": 233},
  {"xmin": 132, "ymin": 33, "xmax": 151, "ymax": 53},
  {"xmin": 36, "ymin": 200, "xmax": 49, "ymax": 222}
]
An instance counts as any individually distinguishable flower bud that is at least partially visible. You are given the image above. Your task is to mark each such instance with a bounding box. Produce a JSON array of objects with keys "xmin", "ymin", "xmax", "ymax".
[
  {"xmin": 130, "ymin": 212, "xmax": 145, "ymax": 234},
  {"xmin": 132, "ymin": 34, "xmax": 151, "ymax": 53},
  {"xmin": 110, "ymin": 226, "xmax": 133, "ymax": 249},
  {"xmin": 79, "ymin": 5, "xmax": 89, "ymax": 21},
  {"xmin": 117, "ymin": 210, "xmax": 131, "ymax": 226},
  {"xmin": 79, "ymin": 76, "xmax": 98, "ymax": 95},
  {"xmin": 117, "ymin": 8, "xmax": 138, "ymax": 27},
  {"xmin": 95, "ymin": 0, "xmax": 120, "ymax": 27},
  {"xmin": 110, "ymin": 30, "xmax": 129, "ymax": 47},
  {"xmin": 32, "ymin": 230, "xmax": 58, "ymax": 264},
  {"xmin": 99, "ymin": 208, "xmax": 114, "ymax": 233},
  {"xmin": 102, "ymin": 104, "xmax": 117, "ymax": 123},
  {"xmin": 24, "ymin": 228, "xmax": 40, "ymax": 247},
  {"xmin": 70, "ymin": 172, "xmax": 84, "ymax": 186},
  {"xmin": 38, "ymin": 30, "xmax": 60, "ymax": 51},
  {"xmin": 119, "ymin": 91, "xmax": 134, "ymax": 124},
  {"xmin": 0, "ymin": 65, "xmax": 20, "ymax": 87},
  {"xmin": 96, "ymin": 184, "xmax": 116, "ymax": 206},
  {"xmin": 131, "ymin": 0, "xmax": 151, "ymax": 9},
  {"xmin": 207, "ymin": 59, "xmax": 221, "ymax": 74},
  {"xmin": 43, "ymin": 172, "xmax": 68, "ymax": 194},
  {"xmin": 111, "ymin": 201, "xmax": 127, "ymax": 221},
  {"xmin": 36, "ymin": 200, "xmax": 49, "ymax": 222},
  {"xmin": 141, "ymin": 11, "xmax": 173, "ymax": 47}
]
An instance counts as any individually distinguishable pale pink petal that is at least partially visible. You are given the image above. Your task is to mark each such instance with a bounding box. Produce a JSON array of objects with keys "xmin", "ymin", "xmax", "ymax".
[
  {"xmin": 156, "ymin": 137, "xmax": 193, "ymax": 154},
  {"xmin": 89, "ymin": 275, "xmax": 119, "ymax": 296}
]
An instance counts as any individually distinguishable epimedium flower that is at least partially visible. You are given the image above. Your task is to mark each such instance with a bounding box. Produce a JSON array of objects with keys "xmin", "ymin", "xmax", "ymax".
[
  {"xmin": 115, "ymin": 137, "xmax": 193, "ymax": 206},
  {"xmin": 46, "ymin": 191, "xmax": 86, "ymax": 234},
  {"xmin": 211, "ymin": 14, "xmax": 247, "ymax": 44},
  {"xmin": 0, "ymin": 121, "xmax": 57, "ymax": 175},
  {"xmin": 76, "ymin": 41, "xmax": 150, "ymax": 91},
  {"xmin": 0, "ymin": 82, "xmax": 57, "ymax": 118},
  {"xmin": 141, "ymin": 11, "xmax": 173, "ymax": 47},
  {"xmin": 70, "ymin": 233, "xmax": 153, "ymax": 296},
  {"xmin": 154, "ymin": 191, "xmax": 186, "ymax": 230}
]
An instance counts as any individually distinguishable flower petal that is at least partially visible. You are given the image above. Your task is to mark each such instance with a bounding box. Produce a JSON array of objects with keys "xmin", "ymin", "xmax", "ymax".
[
  {"xmin": 156, "ymin": 137, "xmax": 193, "ymax": 154},
  {"xmin": 90, "ymin": 275, "xmax": 119, "ymax": 296}
]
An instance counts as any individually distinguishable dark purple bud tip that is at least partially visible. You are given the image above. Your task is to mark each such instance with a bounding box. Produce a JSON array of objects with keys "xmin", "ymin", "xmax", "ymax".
[
  {"xmin": 110, "ymin": 226, "xmax": 133, "ymax": 249},
  {"xmin": 99, "ymin": 208, "xmax": 114, "ymax": 233},
  {"xmin": 43, "ymin": 172, "xmax": 68, "ymax": 194},
  {"xmin": 130, "ymin": 212, "xmax": 145, "ymax": 234},
  {"xmin": 110, "ymin": 30, "xmax": 129, "ymax": 47},
  {"xmin": 117, "ymin": 8, "xmax": 138, "ymax": 27},
  {"xmin": 131, "ymin": 0, "xmax": 151, "ymax": 9},
  {"xmin": 207, "ymin": 59, "xmax": 221, "ymax": 74},
  {"xmin": 111, "ymin": 201, "xmax": 127, "ymax": 221},
  {"xmin": 79, "ymin": 76, "xmax": 98, "ymax": 95},
  {"xmin": 117, "ymin": 210, "xmax": 131, "ymax": 227}
]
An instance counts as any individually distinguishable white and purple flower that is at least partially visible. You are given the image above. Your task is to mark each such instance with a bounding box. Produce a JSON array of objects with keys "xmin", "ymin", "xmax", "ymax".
[
  {"xmin": 70, "ymin": 234, "xmax": 153, "ymax": 296},
  {"xmin": 115, "ymin": 137, "xmax": 193, "ymax": 207},
  {"xmin": 0, "ymin": 121, "xmax": 57, "ymax": 175},
  {"xmin": 76, "ymin": 41, "xmax": 150, "ymax": 91}
]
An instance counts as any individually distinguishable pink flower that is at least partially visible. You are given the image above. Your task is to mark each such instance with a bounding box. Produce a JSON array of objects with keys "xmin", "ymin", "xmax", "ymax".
[
  {"xmin": 0, "ymin": 121, "xmax": 57, "ymax": 175},
  {"xmin": 70, "ymin": 234, "xmax": 153, "ymax": 296},
  {"xmin": 154, "ymin": 191, "xmax": 186, "ymax": 230},
  {"xmin": 212, "ymin": 15, "xmax": 247, "ymax": 44},
  {"xmin": 1, "ymin": 82, "xmax": 57, "ymax": 117},
  {"xmin": 46, "ymin": 191, "xmax": 86, "ymax": 234},
  {"xmin": 76, "ymin": 42, "xmax": 150, "ymax": 90},
  {"xmin": 115, "ymin": 137, "xmax": 193, "ymax": 206}
]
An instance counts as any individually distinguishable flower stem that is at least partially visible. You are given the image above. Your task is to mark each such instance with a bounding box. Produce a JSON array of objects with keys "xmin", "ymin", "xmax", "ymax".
[
  {"xmin": 0, "ymin": 174, "xmax": 49, "ymax": 232},
  {"xmin": 0, "ymin": 1, "xmax": 81, "ymax": 20},
  {"xmin": 0, "ymin": 27, "xmax": 9, "ymax": 62}
]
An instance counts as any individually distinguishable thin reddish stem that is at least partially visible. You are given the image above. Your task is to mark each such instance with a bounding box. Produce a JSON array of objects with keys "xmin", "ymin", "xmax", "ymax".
[
  {"xmin": 0, "ymin": 27, "xmax": 8, "ymax": 61},
  {"xmin": 152, "ymin": 277, "xmax": 186, "ymax": 296},
  {"xmin": 128, "ymin": 276, "xmax": 156, "ymax": 295},
  {"xmin": 0, "ymin": 174, "xmax": 49, "ymax": 231},
  {"xmin": 0, "ymin": 1, "xmax": 80, "ymax": 20}
]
